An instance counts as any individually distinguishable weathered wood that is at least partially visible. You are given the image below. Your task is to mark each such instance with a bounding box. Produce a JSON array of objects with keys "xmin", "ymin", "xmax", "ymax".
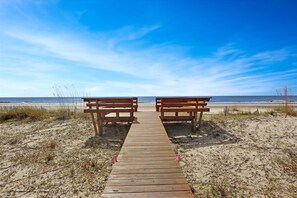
[
  {"xmin": 158, "ymin": 97, "xmax": 211, "ymax": 132},
  {"xmin": 84, "ymin": 109, "xmax": 134, "ymax": 113},
  {"xmin": 104, "ymin": 184, "xmax": 191, "ymax": 193},
  {"xmin": 107, "ymin": 178, "xmax": 188, "ymax": 185},
  {"xmin": 102, "ymin": 112, "xmax": 193, "ymax": 197},
  {"xmin": 82, "ymin": 97, "xmax": 137, "ymax": 135},
  {"xmin": 83, "ymin": 97, "xmax": 138, "ymax": 112},
  {"xmin": 90, "ymin": 113, "xmax": 97, "ymax": 135},
  {"xmin": 108, "ymin": 172, "xmax": 186, "ymax": 180},
  {"xmin": 103, "ymin": 191, "xmax": 193, "ymax": 198},
  {"xmin": 161, "ymin": 108, "xmax": 210, "ymax": 112}
]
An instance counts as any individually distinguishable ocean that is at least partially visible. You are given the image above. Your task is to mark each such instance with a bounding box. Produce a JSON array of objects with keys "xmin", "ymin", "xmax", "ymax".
[{"xmin": 0, "ymin": 96, "xmax": 297, "ymax": 104}]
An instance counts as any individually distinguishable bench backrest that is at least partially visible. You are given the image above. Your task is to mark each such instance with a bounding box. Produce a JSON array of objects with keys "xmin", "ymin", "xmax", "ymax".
[
  {"xmin": 159, "ymin": 97, "xmax": 210, "ymax": 119},
  {"xmin": 82, "ymin": 97, "xmax": 137, "ymax": 135},
  {"xmin": 156, "ymin": 97, "xmax": 210, "ymax": 112},
  {"xmin": 83, "ymin": 97, "xmax": 138, "ymax": 112}
]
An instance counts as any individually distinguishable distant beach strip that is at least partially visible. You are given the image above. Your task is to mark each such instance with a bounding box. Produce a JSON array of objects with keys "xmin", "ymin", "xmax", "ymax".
[{"xmin": 0, "ymin": 96, "xmax": 297, "ymax": 104}]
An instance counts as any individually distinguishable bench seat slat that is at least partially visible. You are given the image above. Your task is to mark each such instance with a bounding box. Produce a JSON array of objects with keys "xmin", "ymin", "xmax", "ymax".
[
  {"xmin": 161, "ymin": 116, "xmax": 194, "ymax": 121},
  {"xmin": 161, "ymin": 108, "xmax": 210, "ymax": 112},
  {"xmin": 161, "ymin": 103, "xmax": 208, "ymax": 107},
  {"xmin": 84, "ymin": 109, "xmax": 134, "ymax": 113},
  {"xmin": 86, "ymin": 103, "xmax": 134, "ymax": 108}
]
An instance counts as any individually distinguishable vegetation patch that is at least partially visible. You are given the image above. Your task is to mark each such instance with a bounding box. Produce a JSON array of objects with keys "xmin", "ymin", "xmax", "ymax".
[
  {"xmin": 0, "ymin": 106, "xmax": 86, "ymax": 122},
  {"xmin": 0, "ymin": 107, "xmax": 49, "ymax": 122}
]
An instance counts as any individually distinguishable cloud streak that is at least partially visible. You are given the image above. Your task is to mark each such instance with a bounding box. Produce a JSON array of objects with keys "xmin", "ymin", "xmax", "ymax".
[
  {"xmin": 0, "ymin": 2, "xmax": 296, "ymax": 96},
  {"xmin": 1, "ymin": 25, "xmax": 296, "ymax": 96}
]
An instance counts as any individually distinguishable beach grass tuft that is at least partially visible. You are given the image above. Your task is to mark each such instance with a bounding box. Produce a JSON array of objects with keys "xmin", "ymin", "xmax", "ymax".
[
  {"xmin": 0, "ymin": 106, "xmax": 85, "ymax": 122},
  {"xmin": 274, "ymin": 106, "xmax": 297, "ymax": 116},
  {"xmin": 0, "ymin": 106, "xmax": 50, "ymax": 121}
]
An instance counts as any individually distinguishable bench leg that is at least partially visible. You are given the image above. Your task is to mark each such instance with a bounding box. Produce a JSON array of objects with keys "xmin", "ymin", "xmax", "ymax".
[
  {"xmin": 196, "ymin": 112, "xmax": 204, "ymax": 131},
  {"xmin": 90, "ymin": 113, "xmax": 98, "ymax": 135},
  {"xmin": 97, "ymin": 113, "xmax": 104, "ymax": 136},
  {"xmin": 191, "ymin": 112, "xmax": 198, "ymax": 132},
  {"xmin": 191, "ymin": 119, "xmax": 195, "ymax": 132}
]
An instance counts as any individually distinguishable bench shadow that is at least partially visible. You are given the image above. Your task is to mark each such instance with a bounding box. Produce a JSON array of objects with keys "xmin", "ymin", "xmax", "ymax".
[
  {"xmin": 164, "ymin": 121, "xmax": 240, "ymax": 149},
  {"xmin": 84, "ymin": 123, "xmax": 131, "ymax": 150}
]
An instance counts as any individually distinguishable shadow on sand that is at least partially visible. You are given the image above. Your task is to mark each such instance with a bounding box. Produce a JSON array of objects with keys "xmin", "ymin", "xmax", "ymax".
[
  {"xmin": 84, "ymin": 120, "xmax": 240, "ymax": 150},
  {"xmin": 84, "ymin": 123, "xmax": 131, "ymax": 149},
  {"xmin": 164, "ymin": 121, "xmax": 240, "ymax": 149}
]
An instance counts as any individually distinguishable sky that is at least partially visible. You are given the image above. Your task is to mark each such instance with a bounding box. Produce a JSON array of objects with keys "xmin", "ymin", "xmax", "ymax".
[{"xmin": 0, "ymin": 0, "xmax": 297, "ymax": 97}]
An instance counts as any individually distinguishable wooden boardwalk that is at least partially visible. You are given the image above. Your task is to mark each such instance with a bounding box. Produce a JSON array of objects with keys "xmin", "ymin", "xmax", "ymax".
[{"xmin": 102, "ymin": 112, "xmax": 194, "ymax": 198}]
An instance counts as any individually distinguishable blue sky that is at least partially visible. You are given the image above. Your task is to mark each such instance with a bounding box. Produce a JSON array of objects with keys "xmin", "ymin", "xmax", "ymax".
[{"xmin": 0, "ymin": 0, "xmax": 296, "ymax": 97}]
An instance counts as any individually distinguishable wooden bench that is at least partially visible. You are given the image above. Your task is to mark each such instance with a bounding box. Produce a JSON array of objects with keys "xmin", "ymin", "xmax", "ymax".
[
  {"xmin": 155, "ymin": 97, "xmax": 161, "ymax": 112},
  {"xmin": 158, "ymin": 97, "xmax": 211, "ymax": 131},
  {"xmin": 82, "ymin": 97, "xmax": 137, "ymax": 136}
]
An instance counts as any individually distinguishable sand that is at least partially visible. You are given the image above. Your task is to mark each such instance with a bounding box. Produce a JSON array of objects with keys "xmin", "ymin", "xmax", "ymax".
[
  {"xmin": 0, "ymin": 103, "xmax": 296, "ymax": 197},
  {"xmin": 165, "ymin": 115, "xmax": 297, "ymax": 197}
]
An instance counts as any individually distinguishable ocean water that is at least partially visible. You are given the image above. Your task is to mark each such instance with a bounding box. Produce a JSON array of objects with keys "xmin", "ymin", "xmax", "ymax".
[{"xmin": 0, "ymin": 96, "xmax": 297, "ymax": 104}]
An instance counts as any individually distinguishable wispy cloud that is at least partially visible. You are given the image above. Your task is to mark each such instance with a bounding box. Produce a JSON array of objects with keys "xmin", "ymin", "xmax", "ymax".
[
  {"xmin": 113, "ymin": 25, "xmax": 161, "ymax": 41},
  {"xmin": 1, "ymin": 25, "xmax": 296, "ymax": 96},
  {"xmin": 0, "ymin": 1, "xmax": 296, "ymax": 96}
]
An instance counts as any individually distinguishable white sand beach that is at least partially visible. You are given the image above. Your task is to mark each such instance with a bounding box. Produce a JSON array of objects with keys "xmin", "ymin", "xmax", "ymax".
[{"xmin": 0, "ymin": 102, "xmax": 296, "ymax": 197}]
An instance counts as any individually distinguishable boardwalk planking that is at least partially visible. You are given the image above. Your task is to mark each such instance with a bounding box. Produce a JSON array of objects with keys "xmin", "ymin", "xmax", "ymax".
[{"xmin": 102, "ymin": 112, "xmax": 193, "ymax": 198}]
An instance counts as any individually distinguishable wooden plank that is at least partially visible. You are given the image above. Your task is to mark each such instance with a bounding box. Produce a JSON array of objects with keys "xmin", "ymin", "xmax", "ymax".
[
  {"xmin": 120, "ymin": 150, "xmax": 174, "ymax": 155},
  {"xmin": 115, "ymin": 161, "xmax": 180, "ymax": 165},
  {"xmin": 111, "ymin": 167, "xmax": 181, "ymax": 174},
  {"xmin": 122, "ymin": 145, "xmax": 172, "ymax": 148},
  {"xmin": 103, "ymin": 191, "xmax": 194, "ymax": 198},
  {"xmin": 117, "ymin": 157, "xmax": 176, "ymax": 162},
  {"xmin": 120, "ymin": 149, "xmax": 174, "ymax": 153},
  {"xmin": 123, "ymin": 141, "xmax": 170, "ymax": 145},
  {"xmin": 106, "ymin": 178, "xmax": 188, "ymax": 186},
  {"xmin": 108, "ymin": 172, "xmax": 186, "ymax": 180},
  {"xmin": 160, "ymin": 97, "xmax": 210, "ymax": 102},
  {"xmin": 102, "ymin": 111, "xmax": 193, "ymax": 197},
  {"xmin": 161, "ymin": 108, "xmax": 210, "ymax": 112},
  {"xmin": 84, "ymin": 109, "xmax": 134, "ymax": 113},
  {"xmin": 119, "ymin": 152, "xmax": 176, "ymax": 157},
  {"xmin": 87, "ymin": 103, "xmax": 133, "ymax": 108},
  {"xmin": 161, "ymin": 102, "xmax": 208, "ymax": 107},
  {"xmin": 104, "ymin": 184, "xmax": 191, "ymax": 193},
  {"xmin": 83, "ymin": 97, "xmax": 134, "ymax": 103},
  {"xmin": 112, "ymin": 164, "xmax": 180, "ymax": 170}
]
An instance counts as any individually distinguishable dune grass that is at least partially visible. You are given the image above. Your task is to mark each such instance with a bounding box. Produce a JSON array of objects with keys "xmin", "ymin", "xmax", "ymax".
[
  {"xmin": 0, "ymin": 106, "xmax": 86, "ymax": 122},
  {"xmin": 273, "ymin": 106, "xmax": 297, "ymax": 116},
  {"xmin": 0, "ymin": 106, "xmax": 49, "ymax": 122}
]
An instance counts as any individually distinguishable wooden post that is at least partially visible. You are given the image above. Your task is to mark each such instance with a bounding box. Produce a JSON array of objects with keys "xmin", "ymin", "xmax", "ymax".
[
  {"xmin": 90, "ymin": 113, "xmax": 98, "ymax": 135},
  {"xmin": 191, "ymin": 119, "xmax": 195, "ymax": 132},
  {"xmin": 193, "ymin": 112, "xmax": 198, "ymax": 132},
  {"xmin": 196, "ymin": 112, "xmax": 203, "ymax": 131},
  {"xmin": 97, "ymin": 112, "xmax": 104, "ymax": 136}
]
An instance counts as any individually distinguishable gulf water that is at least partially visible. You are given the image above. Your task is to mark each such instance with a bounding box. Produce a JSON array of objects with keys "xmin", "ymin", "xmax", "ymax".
[{"xmin": 1, "ymin": 96, "xmax": 297, "ymax": 104}]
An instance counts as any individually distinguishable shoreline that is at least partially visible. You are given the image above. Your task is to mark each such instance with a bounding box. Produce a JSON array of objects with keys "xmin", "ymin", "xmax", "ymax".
[{"xmin": 1, "ymin": 102, "xmax": 294, "ymax": 114}]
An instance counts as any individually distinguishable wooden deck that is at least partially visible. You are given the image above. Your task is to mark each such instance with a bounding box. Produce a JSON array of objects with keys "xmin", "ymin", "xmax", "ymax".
[{"xmin": 102, "ymin": 112, "xmax": 193, "ymax": 197}]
